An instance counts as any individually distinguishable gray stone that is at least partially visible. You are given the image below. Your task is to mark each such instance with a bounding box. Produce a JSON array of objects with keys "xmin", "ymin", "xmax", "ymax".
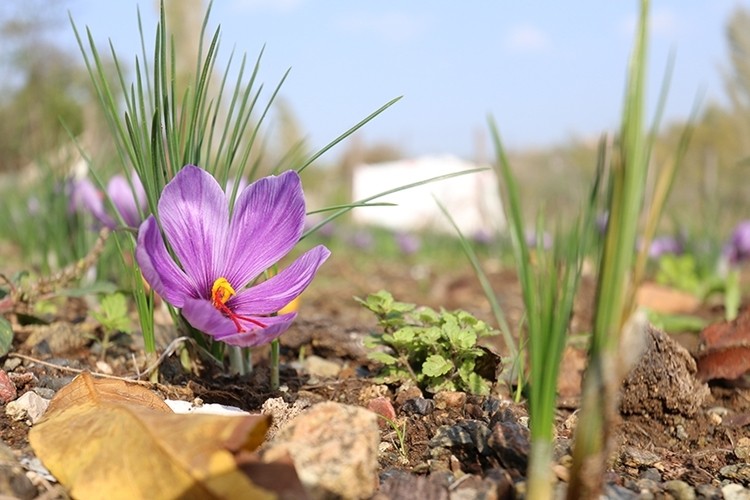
[
  {"xmin": 722, "ymin": 483, "xmax": 750, "ymax": 500},
  {"xmin": 662, "ymin": 479, "xmax": 695, "ymax": 500},
  {"xmin": 695, "ymin": 483, "xmax": 722, "ymax": 499},
  {"xmin": 721, "ymin": 464, "xmax": 750, "ymax": 483},
  {"xmin": 301, "ymin": 355, "xmax": 341, "ymax": 380},
  {"xmin": 262, "ymin": 401, "xmax": 380, "ymax": 500},
  {"xmin": 6, "ymin": 391, "xmax": 49, "ymax": 424},
  {"xmin": 401, "ymin": 397, "xmax": 435, "ymax": 416}
]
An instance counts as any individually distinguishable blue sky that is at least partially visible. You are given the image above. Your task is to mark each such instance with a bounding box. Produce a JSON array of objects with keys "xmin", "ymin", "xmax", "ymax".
[{"xmin": 59, "ymin": 1, "xmax": 750, "ymax": 160}]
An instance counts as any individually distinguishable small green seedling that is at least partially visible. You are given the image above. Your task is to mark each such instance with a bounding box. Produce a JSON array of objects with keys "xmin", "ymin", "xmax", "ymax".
[
  {"xmin": 378, "ymin": 414, "xmax": 408, "ymax": 461},
  {"xmin": 358, "ymin": 290, "xmax": 497, "ymax": 395},
  {"xmin": 91, "ymin": 293, "xmax": 132, "ymax": 358}
]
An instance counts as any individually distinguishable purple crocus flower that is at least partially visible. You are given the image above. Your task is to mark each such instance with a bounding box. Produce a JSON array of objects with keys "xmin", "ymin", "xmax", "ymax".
[
  {"xmin": 725, "ymin": 220, "xmax": 750, "ymax": 265},
  {"xmin": 68, "ymin": 177, "xmax": 104, "ymax": 218},
  {"xmin": 68, "ymin": 173, "xmax": 147, "ymax": 229},
  {"xmin": 394, "ymin": 232, "xmax": 421, "ymax": 255},
  {"xmin": 647, "ymin": 235, "xmax": 683, "ymax": 259},
  {"xmin": 107, "ymin": 174, "xmax": 147, "ymax": 228},
  {"xmin": 135, "ymin": 165, "xmax": 330, "ymax": 347}
]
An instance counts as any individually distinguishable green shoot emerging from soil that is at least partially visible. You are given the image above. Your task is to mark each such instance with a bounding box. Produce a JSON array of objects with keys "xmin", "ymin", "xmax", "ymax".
[
  {"xmin": 91, "ymin": 292, "xmax": 132, "ymax": 359},
  {"xmin": 358, "ymin": 290, "xmax": 497, "ymax": 395}
]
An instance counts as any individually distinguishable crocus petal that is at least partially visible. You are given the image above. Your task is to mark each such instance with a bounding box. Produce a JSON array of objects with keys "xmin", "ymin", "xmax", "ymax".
[
  {"xmin": 108, "ymin": 175, "xmax": 145, "ymax": 227},
  {"xmin": 223, "ymin": 170, "xmax": 306, "ymax": 288},
  {"xmin": 70, "ymin": 177, "xmax": 115, "ymax": 227},
  {"xmin": 181, "ymin": 298, "xmax": 296, "ymax": 346},
  {"xmin": 219, "ymin": 313, "xmax": 297, "ymax": 347},
  {"xmin": 230, "ymin": 245, "xmax": 331, "ymax": 315},
  {"xmin": 136, "ymin": 216, "xmax": 196, "ymax": 307},
  {"xmin": 158, "ymin": 165, "xmax": 229, "ymax": 295}
]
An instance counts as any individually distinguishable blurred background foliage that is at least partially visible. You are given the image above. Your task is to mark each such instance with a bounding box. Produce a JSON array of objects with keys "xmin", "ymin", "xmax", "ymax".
[{"xmin": 2, "ymin": 1, "xmax": 750, "ymax": 271}]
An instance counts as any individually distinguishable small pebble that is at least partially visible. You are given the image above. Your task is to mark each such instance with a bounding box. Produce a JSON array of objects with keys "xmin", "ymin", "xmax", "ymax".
[
  {"xmin": 393, "ymin": 383, "xmax": 422, "ymax": 406},
  {"xmin": 32, "ymin": 387, "xmax": 55, "ymax": 400},
  {"xmin": 401, "ymin": 397, "xmax": 435, "ymax": 416},
  {"xmin": 433, "ymin": 390, "xmax": 466, "ymax": 410},
  {"xmin": 635, "ymin": 478, "xmax": 660, "ymax": 493},
  {"xmin": 95, "ymin": 360, "xmax": 113, "ymax": 375},
  {"xmin": 722, "ymin": 483, "xmax": 750, "ymax": 500},
  {"xmin": 639, "ymin": 467, "xmax": 662, "ymax": 482},
  {"xmin": 695, "ymin": 483, "xmax": 722, "ymax": 499},
  {"xmin": 367, "ymin": 397, "xmax": 396, "ymax": 428},
  {"xmin": 0, "ymin": 370, "xmax": 17, "ymax": 404},
  {"xmin": 721, "ymin": 464, "xmax": 750, "ymax": 482},
  {"xmin": 2, "ymin": 358, "xmax": 21, "ymax": 371},
  {"xmin": 6, "ymin": 391, "xmax": 50, "ymax": 424},
  {"xmin": 662, "ymin": 479, "xmax": 695, "ymax": 500},
  {"xmin": 674, "ymin": 424, "xmax": 688, "ymax": 441},
  {"xmin": 301, "ymin": 355, "xmax": 341, "ymax": 380},
  {"xmin": 735, "ymin": 436, "xmax": 750, "ymax": 462}
]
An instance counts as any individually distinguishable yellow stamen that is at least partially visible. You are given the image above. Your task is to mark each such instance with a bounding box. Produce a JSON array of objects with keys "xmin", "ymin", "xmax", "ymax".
[
  {"xmin": 211, "ymin": 277, "xmax": 236, "ymax": 306},
  {"xmin": 279, "ymin": 296, "xmax": 300, "ymax": 315}
]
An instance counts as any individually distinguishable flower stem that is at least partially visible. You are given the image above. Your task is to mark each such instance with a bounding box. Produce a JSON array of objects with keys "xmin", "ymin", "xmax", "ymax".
[
  {"xmin": 228, "ymin": 346, "xmax": 246, "ymax": 375},
  {"xmin": 526, "ymin": 439, "xmax": 555, "ymax": 500},
  {"xmin": 270, "ymin": 339, "xmax": 280, "ymax": 390}
]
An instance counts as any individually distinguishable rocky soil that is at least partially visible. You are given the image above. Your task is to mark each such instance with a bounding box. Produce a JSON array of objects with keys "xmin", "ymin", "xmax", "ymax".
[{"xmin": 1, "ymin": 255, "xmax": 750, "ymax": 499}]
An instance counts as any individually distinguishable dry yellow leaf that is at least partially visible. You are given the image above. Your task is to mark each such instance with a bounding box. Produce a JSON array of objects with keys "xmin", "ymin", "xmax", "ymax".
[{"xmin": 29, "ymin": 372, "xmax": 287, "ymax": 500}]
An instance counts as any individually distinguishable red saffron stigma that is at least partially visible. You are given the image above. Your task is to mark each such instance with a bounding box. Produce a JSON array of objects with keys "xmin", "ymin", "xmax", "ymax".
[{"xmin": 211, "ymin": 277, "xmax": 267, "ymax": 332}]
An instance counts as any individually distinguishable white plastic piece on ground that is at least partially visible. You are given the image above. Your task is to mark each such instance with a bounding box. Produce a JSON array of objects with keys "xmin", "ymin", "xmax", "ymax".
[{"xmin": 165, "ymin": 399, "xmax": 249, "ymax": 416}]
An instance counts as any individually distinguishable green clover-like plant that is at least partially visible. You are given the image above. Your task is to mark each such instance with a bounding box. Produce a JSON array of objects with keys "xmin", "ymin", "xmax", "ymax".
[
  {"xmin": 91, "ymin": 293, "xmax": 132, "ymax": 358},
  {"xmin": 358, "ymin": 290, "xmax": 497, "ymax": 395}
]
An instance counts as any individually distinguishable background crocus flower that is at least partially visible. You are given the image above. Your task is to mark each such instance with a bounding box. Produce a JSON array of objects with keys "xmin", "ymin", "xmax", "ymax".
[
  {"xmin": 136, "ymin": 165, "xmax": 330, "ymax": 347},
  {"xmin": 68, "ymin": 173, "xmax": 147, "ymax": 229},
  {"xmin": 107, "ymin": 174, "xmax": 147, "ymax": 228},
  {"xmin": 68, "ymin": 176, "xmax": 106, "ymax": 221},
  {"xmin": 724, "ymin": 220, "xmax": 750, "ymax": 265},
  {"xmin": 647, "ymin": 235, "xmax": 683, "ymax": 259}
]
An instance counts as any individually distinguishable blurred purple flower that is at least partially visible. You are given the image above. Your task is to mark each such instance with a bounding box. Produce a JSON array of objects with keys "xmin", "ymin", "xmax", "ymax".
[
  {"xmin": 647, "ymin": 236, "xmax": 683, "ymax": 259},
  {"xmin": 596, "ymin": 212, "xmax": 609, "ymax": 235},
  {"xmin": 525, "ymin": 230, "xmax": 552, "ymax": 250},
  {"xmin": 68, "ymin": 177, "xmax": 103, "ymax": 218},
  {"xmin": 68, "ymin": 173, "xmax": 147, "ymax": 229},
  {"xmin": 26, "ymin": 196, "xmax": 40, "ymax": 216},
  {"xmin": 348, "ymin": 229, "xmax": 374, "ymax": 251},
  {"xmin": 303, "ymin": 215, "xmax": 337, "ymax": 239},
  {"xmin": 394, "ymin": 232, "xmax": 421, "ymax": 255},
  {"xmin": 724, "ymin": 220, "xmax": 750, "ymax": 265},
  {"xmin": 471, "ymin": 229, "xmax": 495, "ymax": 245},
  {"xmin": 107, "ymin": 174, "xmax": 147, "ymax": 227},
  {"xmin": 136, "ymin": 165, "xmax": 330, "ymax": 347}
]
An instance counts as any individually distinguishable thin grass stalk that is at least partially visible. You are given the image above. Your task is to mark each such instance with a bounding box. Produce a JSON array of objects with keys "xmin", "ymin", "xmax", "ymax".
[
  {"xmin": 434, "ymin": 199, "xmax": 516, "ymax": 359},
  {"xmin": 489, "ymin": 118, "xmax": 598, "ymax": 499},
  {"xmin": 567, "ymin": 2, "xmax": 651, "ymax": 497}
]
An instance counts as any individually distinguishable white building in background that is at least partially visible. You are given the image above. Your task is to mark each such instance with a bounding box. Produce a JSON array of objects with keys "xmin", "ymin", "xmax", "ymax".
[{"xmin": 351, "ymin": 155, "xmax": 505, "ymax": 237}]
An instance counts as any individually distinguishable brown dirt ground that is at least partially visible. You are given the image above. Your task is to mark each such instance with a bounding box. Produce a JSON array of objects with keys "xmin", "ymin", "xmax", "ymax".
[{"xmin": 1, "ymin": 255, "xmax": 749, "ymax": 498}]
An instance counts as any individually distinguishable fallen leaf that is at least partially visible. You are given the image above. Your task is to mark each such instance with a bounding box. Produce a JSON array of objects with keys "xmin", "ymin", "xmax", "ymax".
[
  {"xmin": 696, "ymin": 309, "xmax": 750, "ymax": 384},
  {"xmin": 30, "ymin": 372, "xmax": 304, "ymax": 500}
]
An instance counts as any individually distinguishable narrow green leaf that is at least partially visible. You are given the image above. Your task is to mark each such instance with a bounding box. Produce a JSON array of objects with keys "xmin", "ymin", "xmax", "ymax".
[{"xmin": 0, "ymin": 318, "xmax": 13, "ymax": 357}]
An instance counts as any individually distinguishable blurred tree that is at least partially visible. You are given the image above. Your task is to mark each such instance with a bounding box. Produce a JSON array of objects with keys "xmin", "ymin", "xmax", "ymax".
[
  {"xmin": 0, "ymin": 0, "xmax": 90, "ymax": 172},
  {"xmin": 725, "ymin": 5, "xmax": 750, "ymax": 149}
]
